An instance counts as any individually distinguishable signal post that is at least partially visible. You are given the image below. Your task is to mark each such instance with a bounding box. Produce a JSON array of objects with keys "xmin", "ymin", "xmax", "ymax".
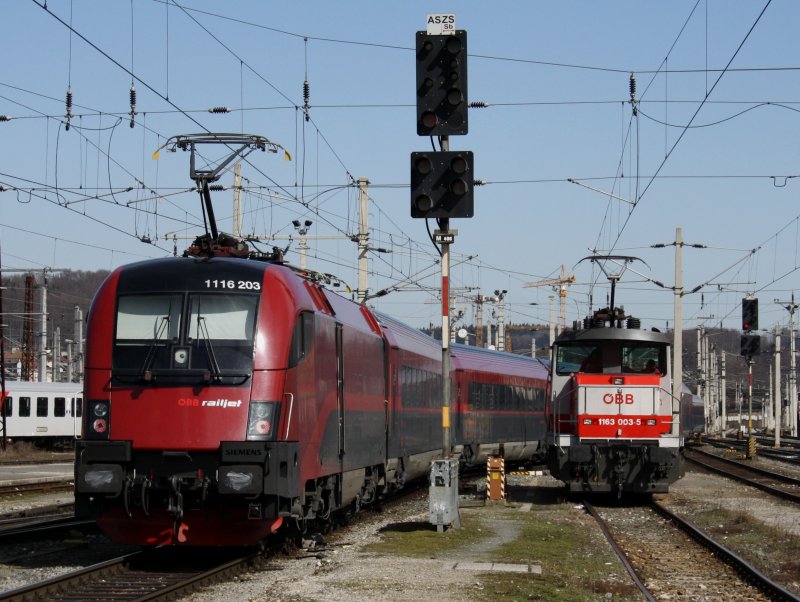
[
  {"xmin": 412, "ymin": 15, "xmax": 472, "ymax": 532},
  {"xmin": 740, "ymin": 297, "xmax": 760, "ymax": 458}
]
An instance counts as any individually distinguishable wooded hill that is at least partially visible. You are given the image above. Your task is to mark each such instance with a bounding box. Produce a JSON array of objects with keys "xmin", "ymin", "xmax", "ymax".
[{"xmin": 1, "ymin": 269, "xmax": 790, "ymax": 406}]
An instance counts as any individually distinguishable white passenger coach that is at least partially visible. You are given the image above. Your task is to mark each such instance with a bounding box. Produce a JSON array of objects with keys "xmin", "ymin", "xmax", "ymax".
[{"xmin": 1, "ymin": 381, "xmax": 83, "ymax": 445}]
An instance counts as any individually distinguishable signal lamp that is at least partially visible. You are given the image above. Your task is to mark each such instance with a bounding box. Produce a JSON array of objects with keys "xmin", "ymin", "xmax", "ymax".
[
  {"xmin": 247, "ymin": 401, "xmax": 278, "ymax": 441},
  {"xmin": 415, "ymin": 31, "xmax": 469, "ymax": 136},
  {"xmin": 741, "ymin": 297, "xmax": 758, "ymax": 331},
  {"xmin": 410, "ymin": 150, "xmax": 474, "ymax": 219}
]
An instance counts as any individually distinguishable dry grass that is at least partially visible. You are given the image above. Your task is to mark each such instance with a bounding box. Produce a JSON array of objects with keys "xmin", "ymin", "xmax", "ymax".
[
  {"xmin": 0, "ymin": 442, "xmax": 72, "ymax": 462},
  {"xmin": 695, "ymin": 505, "xmax": 800, "ymax": 590}
]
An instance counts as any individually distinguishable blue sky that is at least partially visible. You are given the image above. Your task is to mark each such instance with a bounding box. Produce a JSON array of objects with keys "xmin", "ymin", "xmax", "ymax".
[{"xmin": 2, "ymin": 1, "xmax": 798, "ymax": 335}]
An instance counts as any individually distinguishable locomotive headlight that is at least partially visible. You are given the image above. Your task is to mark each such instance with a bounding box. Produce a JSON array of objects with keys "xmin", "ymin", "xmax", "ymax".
[
  {"xmin": 92, "ymin": 402, "xmax": 109, "ymax": 417},
  {"xmin": 77, "ymin": 464, "xmax": 123, "ymax": 494},
  {"xmin": 218, "ymin": 465, "xmax": 263, "ymax": 495},
  {"xmin": 246, "ymin": 401, "xmax": 278, "ymax": 441},
  {"xmin": 647, "ymin": 419, "xmax": 657, "ymax": 426}
]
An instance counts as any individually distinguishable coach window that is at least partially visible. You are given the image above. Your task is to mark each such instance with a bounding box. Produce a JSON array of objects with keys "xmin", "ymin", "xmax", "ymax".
[
  {"xmin": 2, "ymin": 396, "xmax": 11, "ymax": 416},
  {"xmin": 556, "ymin": 343, "xmax": 601, "ymax": 375},
  {"xmin": 19, "ymin": 396, "xmax": 30, "ymax": 417},
  {"xmin": 289, "ymin": 311, "xmax": 315, "ymax": 367},
  {"xmin": 54, "ymin": 397, "xmax": 66, "ymax": 417},
  {"xmin": 73, "ymin": 397, "xmax": 83, "ymax": 417},
  {"xmin": 622, "ymin": 344, "xmax": 667, "ymax": 375},
  {"xmin": 37, "ymin": 396, "xmax": 48, "ymax": 417}
]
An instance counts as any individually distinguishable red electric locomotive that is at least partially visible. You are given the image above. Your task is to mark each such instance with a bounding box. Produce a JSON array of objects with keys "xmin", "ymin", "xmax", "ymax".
[
  {"xmin": 75, "ymin": 250, "xmax": 548, "ymax": 546},
  {"xmin": 545, "ymin": 307, "xmax": 684, "ymax": 495}
]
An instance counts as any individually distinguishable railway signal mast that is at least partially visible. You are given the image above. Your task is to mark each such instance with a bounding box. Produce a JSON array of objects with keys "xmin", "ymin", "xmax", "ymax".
[
  {"xmin": 412, "ymin": 14, "xmax": 472, "ymax": 532},
  {"xmin": 740, "ymin": 297, "xmax": 760, "ymax": 458}
]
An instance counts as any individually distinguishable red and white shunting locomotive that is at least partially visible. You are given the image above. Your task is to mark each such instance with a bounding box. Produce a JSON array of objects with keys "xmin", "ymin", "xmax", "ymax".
[
  {"xmin": 75, "ymin": 250, "xmax": 548, "ymax": 546},
  {"xmin": 545, "ymin": 308, "xmax": 684, "ymax": 495}
]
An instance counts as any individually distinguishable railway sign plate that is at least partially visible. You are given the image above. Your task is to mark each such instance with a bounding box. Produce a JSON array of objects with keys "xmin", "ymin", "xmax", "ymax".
[{"xmin": 426, "ymin": 14, "xmax": 456, "ymax": 35}]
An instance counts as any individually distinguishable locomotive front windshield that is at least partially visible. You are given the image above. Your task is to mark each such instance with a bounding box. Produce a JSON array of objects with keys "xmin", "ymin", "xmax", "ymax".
[
  {"xmin": 113, "ymin": 292, "xmax": 258, "ymax": 383},
  {"xmin": 555, "ymin": 341, "xmax": 667, "ymax": 376}
]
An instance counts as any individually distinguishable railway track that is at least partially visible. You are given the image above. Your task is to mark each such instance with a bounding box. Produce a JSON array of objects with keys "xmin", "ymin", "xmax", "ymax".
[
  {"xmin": 702, "ymin": 436, "xmax": 800, "ymax": 466},
  {"xmin": 0, "ymin": 501, "xmax": 75, "ymax": 523},
  {"xmin": 585, "ymin": 499, "xmax": 800, "ymax": 601},
  {"xmin": 0, "ymin": 476, "xmax": 429, "ymax": 600},
  {"xmin": 0, "ymin": 548, "xmax": 280, "ymax": 602},
  {"xmin": 0, "ymin": 513, "xmax": 96, "ymax": 546},
  {"xmin": 0, "ymin": 480, "xmax": 73, "ymax": 498},
  {"xmin": 685, "ymin": 448, "xmax": 800, "ymax": 503}
]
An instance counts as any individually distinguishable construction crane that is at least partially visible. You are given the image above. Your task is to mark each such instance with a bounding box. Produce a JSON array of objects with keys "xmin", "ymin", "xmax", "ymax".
[{"xmin": 523, "ymin": 265, "xmax": 576, "ymax": 334}]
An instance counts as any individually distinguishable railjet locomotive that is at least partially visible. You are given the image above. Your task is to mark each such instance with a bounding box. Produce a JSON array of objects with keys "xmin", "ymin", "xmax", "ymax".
[
  {"xmin": 545, "ymin": 307, "xmax": 684, "ymax": 494},
  {"xmin": 75, "ymin": 250, "xmax": 548, "ymax": 546}
]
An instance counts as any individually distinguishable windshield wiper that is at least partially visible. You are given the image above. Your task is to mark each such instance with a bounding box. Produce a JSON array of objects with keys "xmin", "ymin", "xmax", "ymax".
[
  {"xmin": 139, "ymin": 315, "xmax": 170, "ymax": 382},
  {"xmin": 196, "ymin": 315, "xmax": 222, "ymax": 383}
]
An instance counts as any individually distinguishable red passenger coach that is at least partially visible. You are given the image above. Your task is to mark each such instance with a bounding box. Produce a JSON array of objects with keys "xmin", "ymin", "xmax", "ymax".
[
  {"xmin": 450, "ymin": 344, "xmax": 547, "ymax": 465},
  {"xmin": 76, "ymin": 252, "xmax": 549, "ymax": 546}
]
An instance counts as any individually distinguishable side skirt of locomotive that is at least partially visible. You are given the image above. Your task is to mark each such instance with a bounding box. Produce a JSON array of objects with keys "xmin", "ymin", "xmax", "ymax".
[{"xmin": 545, "ymin": 434, "xmax": 684, "ymax": 495}]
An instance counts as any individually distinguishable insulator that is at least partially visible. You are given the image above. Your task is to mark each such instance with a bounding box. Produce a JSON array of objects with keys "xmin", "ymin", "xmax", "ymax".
[
  {"xmin": 468, "ymin": 101, "xmax": 487, "ymax": 108},
  {"xmin": 65, "ymin": 86, "xmax": 73, "ymax": 131},
  {"xmin": 129, "ymin": 86, "xmax": 137, "ymax": 128},
  {"xmin": 302, "ymin": 80, "xmax": 311, "ymax": 122},
  {"xmin": 208, "ymin": 184, "xmax": 225, "ymax": 191},
  {"xmin": 473, "ymin": 179, "xmax": 486, "ymax": 186},
  {"xmin": 208, "ymin": 106, "xmax": 231, "ymax": 114},
  {"xmin": 629, "ymin": 73, "xmax": 636, "ymax": 101},
  {"xmin": 0, "ymin": 115, "xmax": 11, "ymax": 122}
]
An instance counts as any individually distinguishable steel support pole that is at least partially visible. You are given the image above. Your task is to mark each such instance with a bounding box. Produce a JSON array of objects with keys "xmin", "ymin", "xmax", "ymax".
[
  {"xmin": 357, "ymin": 177, "xmax": 370, "ymax": 304},
  {"xmin": 721, "ymin": 351, "xmax": 727, "ymax": 435},
  {"xmin": 441, "ymin": 219, "xmax": 451, "ymax": 456},
  {"xmin": 775, "ymin": 327, "xmax": 781, "ymax": 447},
  {"xmin": 38, "ymin": 281, "xmax": 47, "ymax": 382},
  {"xmin": 673, "ymin": 227, "xmax": 683, "ymax": 436}
]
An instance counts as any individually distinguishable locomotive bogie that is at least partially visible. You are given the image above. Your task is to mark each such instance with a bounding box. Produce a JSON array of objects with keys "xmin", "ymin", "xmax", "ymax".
[{"xmin": 546, "ymin": 437, "xmax": 683, "ymax": 493}]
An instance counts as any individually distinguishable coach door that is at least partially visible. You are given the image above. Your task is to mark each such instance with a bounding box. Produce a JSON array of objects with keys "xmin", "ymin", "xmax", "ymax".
[{"xmin": 336, "ymin": 323, "xmax": 345, "ymax": 463}]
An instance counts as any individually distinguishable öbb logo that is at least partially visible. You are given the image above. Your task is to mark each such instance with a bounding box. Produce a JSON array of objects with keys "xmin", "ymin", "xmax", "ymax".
[{"xmin": 603, "ymin": 392, "xmax": 634, "ymax": 405}]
